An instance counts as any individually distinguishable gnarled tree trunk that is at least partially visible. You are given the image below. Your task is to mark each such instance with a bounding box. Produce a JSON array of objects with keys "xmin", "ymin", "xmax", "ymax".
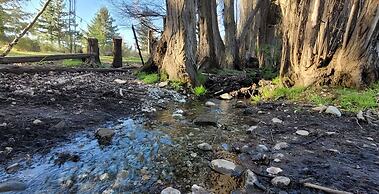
[
  {"xmin": 150, "ymin": 0, "xmax": 198, "ymax": 85},
  {"xmin": 211, "ymin": 0, "xmax": 225, "ymax": 67},
  {"xmin": 279, "ymin": 0, "xmax": 379, "ymax": 88}
]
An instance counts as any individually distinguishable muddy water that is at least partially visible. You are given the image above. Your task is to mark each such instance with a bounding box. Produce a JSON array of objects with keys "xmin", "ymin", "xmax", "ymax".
[{"xmin": 0, "ymin": 99, "xmax": 248, "ymax": 193}]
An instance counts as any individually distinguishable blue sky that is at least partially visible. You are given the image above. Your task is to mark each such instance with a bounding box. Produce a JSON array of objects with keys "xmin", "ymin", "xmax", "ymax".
[{"xmin": 23, "ymin": 0, "xmax": 136, "ymax": 47}]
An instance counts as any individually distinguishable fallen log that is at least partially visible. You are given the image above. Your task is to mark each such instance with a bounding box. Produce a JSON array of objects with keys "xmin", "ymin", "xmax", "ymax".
[
  {"xmin": 0, "ymin": 65, "xmax": 135, "ymax": 74},
  {"xmin": 303, "ymin": 183, "xmax": 353, "ymax": 194},
  {"xmin": 0, "ymin": 54, "xmax": 93, "ymax": 64}
]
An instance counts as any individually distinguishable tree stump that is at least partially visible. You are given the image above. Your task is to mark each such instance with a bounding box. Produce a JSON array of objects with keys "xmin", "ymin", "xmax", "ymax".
[
  {"xmin": 86, "ymin": 38, "xmax": 101, "ymax": 65},
  {"xmin": 112, "ymin": 37, "xmax": 123, "ymax": 68}
]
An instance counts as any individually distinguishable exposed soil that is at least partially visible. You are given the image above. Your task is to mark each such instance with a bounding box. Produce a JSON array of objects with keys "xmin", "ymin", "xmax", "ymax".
[{"xmin": 0, "ymin": 65, "xmax": 378, "ymax": 194}]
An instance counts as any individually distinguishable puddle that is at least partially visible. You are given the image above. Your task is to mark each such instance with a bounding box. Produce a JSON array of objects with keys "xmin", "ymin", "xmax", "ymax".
[{"xmin": 0, "ymin": 119, "xmax": 173, "ymax": 193}]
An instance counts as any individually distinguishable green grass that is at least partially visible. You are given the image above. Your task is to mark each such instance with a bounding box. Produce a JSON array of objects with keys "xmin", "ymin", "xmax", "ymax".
[
  {"xmin": 62, "ymin": 59, "xmax": 83, "ymax": 67},
  {"xmin": 197, "ymin": 71, "xmax": 207, "ymax": 85},
  {"xmin": 7, "ymin": 50, "xmax": 59, "ymax": 56},
  {"xmin": 251, "ymin": 78, "xmax": 379, "ymax": 112},
  {"xmin": 136, "ymin": 72, "xmax": 160, "ymax": 84},
  {"xmin": 100, "ymin": 56, "xmax": 144, "ymax": 64},
  {"xmin": 193, "ymin": 85, "xmax": 207, "ymax": 96},
  {"xmin": 170, "ymin": 81, "xmax": 183, "ymax": 91}
]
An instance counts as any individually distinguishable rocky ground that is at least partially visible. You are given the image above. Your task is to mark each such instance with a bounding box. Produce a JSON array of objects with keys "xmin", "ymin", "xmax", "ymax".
[{"xmin": 0, "ymin": 66, "xmax": 378, "ymax": 194}]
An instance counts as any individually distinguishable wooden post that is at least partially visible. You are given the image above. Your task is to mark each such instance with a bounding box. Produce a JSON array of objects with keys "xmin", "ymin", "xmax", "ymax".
[
  {"xmin": 86, "ymin": 37, "xmax": 101, "ymax": 65},
  {"xmin": 132, "ymin": 25, "xmax": 145, "ymax": 66},
  {"xmin": 112, "ymin": 36, "xmax": 123, "ymax": 68},
  {"xmin": 148, "ymin": 30, "xmax": 153, "ymax": 55}
]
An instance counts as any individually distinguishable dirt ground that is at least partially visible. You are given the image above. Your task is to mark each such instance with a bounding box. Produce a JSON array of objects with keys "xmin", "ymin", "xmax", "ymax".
[{"xmin": 0, "ymin": 65, "xmax": 378, "ymax": 193}]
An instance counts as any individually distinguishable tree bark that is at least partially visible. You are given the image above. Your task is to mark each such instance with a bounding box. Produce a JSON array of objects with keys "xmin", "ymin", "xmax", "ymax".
[
  {"xmin": 278, "ymin": 0, "xmax": 379, "ymax": 88},
  {"xmin": 86, "ymin": 38, "xmax": 101, "ymax": 65},
  {"xmin": 197, "ymin": 0, "xmax": 217, "ymax": 70},
  {"xmin": 112, "ymin": 37, "xmax": 123, "ymax": 68},
  {"xmin": 223, "ymin": 0, "xmax": 238, "ymax": 69},
  {"xmin": 153, "ymin": 0, "xmax": 198, "ymax": 85}
]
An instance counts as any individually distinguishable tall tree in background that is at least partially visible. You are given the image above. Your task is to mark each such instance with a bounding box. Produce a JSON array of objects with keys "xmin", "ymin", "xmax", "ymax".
[
  {"xmin": 0, "ymin": 0, "xmax": 30, "ymax": 40},
  {"xmin": 38, "ymin": 0, "xmax": 67, "ymax": 47},
  {"xmin": 87, "ymin": 7, "xmax": 118, "ymax": 54},
  {"xmin": 223, "ymin": 0, "xmax": 237, "ymax": 69}
]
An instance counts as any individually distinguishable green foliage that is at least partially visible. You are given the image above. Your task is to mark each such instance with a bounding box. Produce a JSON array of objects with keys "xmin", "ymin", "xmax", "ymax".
[
  {"xmin": 336, "ymin": 88, "xmax": 377, "ymax": 112},
  {"xmin": 87, "ymin": 7, "xmax": 118, "ymax": 55},
  {"xmin": 62, "ymin": 59, "xmax": 82, "ymax": 67},
  {"xmin": 261, "ymin": 67, "xmax": 278, "ymax": 80},
  {"xmin": 160, "ymin": 71, "xmax": 169, "ymax": 82},
  {"xmin": 193, "ymin": 85, "xmax": 207, "ymax": 96},
  {"xmin": 136, "ymin": 72, "xmax": 159, "ymax": 84},
  {"xmin": 170, "ymin": 81, "xmax": 183, "ymax": 91},
  {"xmin": 197, "ymin": 71, "xmax": 207, "ymax": 85},
  {"xmin": 309, "ymin": 94, "xmax": 333, "ymax": 106}
]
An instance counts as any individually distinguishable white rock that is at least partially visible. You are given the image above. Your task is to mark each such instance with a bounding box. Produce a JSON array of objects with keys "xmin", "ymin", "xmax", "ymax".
[
  {"xmin": 220, "ymin": 93, "xmax": 233, "ymax": 100},
  {"xmin": 271, "ymin": 176, "xmax": 291, "ymax": 187},
  {"xmin": 210, "ymin": 159, "xmax": 243, "ymax": 176},
  {"xmin": 174, "ymin": 109, "xmax": 184, "ymax": 114},
  {"xmin": 296, "ymin": 130, "xmax": 310, "ymax": 136},
  {"xmin": 0, "ymin": 123, "xmax": 7, "ymax": 127},
  {"xmin": 246, "ymin": 126, "xmax": 258, "ymax": 133},
  {"xmin": 191, "ymin": 184, "xmax": 209, "ymax": 194},
  {"xmin": 357, "ymin": 111, "xmax": 365, "ymax": 121},
  {"xmin": 6, "ymin": 163, "xmax": 20, "ymax": 173},
  {"xmin": 312, "ymin": 105, "xmax": 328, "ymax": 112},
  {"xmin": 256, "ymin": 144, "xmax": 269, "ymax": 152},
  {"xmin": 266, "ymin": 167, "xmax": 283, "ymax": 175},
  {"xmin": 272, "ymin": 118, "xmax": 283, "ymax": 124},
  {"xmin": 114, "ymin": 79, "xmax": 127, "ymax": 84},
  {"xmin": 274, "ymin": 158, "xmax": 281, "ymax": 163},
  {"xmin": 273, "ymin": 142, "xmax": 289, "ymax": 150},
  {"xmin": 33, "ymin": 119, "xmax": 43, "ymax": 125},
  {"xmin": 161, "ymin": 187, "xmax": 181, "ymax": 194},
  {"xmin": 325, "ymin": 106, "xmax": 342, "ymax": 117},
  {"xmin": 158, "ymin": 81, "xmax": 169, "ymax": 87},
  {"xmin": 99, "ymin": 173, "xmax": 109, "ymax": 181},
  {"xmin": 205, "ymin": 101, "xmax": 216, "ymax": 107},
  {"xmin": 197, "ymin": 143, "xmax": 212, "ymax": 151},
  {"xmin": 172, "ymin": 114, "xmax": 184, "ymax": 119}
]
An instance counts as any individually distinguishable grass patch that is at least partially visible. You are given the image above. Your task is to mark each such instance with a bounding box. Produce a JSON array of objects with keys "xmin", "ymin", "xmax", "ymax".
[
  {"xmin": 62, "ymin": 59, "xmax": 83, "ymax": 67},
  {"xmin": 136, "ymin": 72, "xmax": 160, "ymax": 84},
  {"xmin": 193, "ymin": 85, "xmax": 207, "ymax": 96},
  {"xmin": 170, "ymin": 81, "xmax": 183, "ymax": 91},
  {"xmin": 197, "ymin": 71, "xmax": 207, "ymax": 85},
  {"xmin": 336, "ymin": 88, "xmax": 377, "ymax": 112}
]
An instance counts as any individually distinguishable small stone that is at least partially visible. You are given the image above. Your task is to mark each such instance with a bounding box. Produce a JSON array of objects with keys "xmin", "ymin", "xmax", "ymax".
[
  {"xmin": 274, "ymin": 158, "xmax": 281, "ymax": 163},
  {"xmin": 266, "ymin": 167, "xmax": 283, "ymax": 175},
  {"xmin": 4, "ymin": 147, "xmax": 13, "ymax": 154},
  {"xmin": 271, "ymin": 176, "xmax": 291, "ymax": 187},
  {"xmin": 102, "ymin": 188, "xmax": 114, "ymax": 194},
  {"xmin": 235, "ymin": 101, "xmax": 247, "ymax": 108},
  {"xmin": 367, "ymin": 137, "xmax": 374, "ymax": 141},
  {"xmin": 258, "ymin": 110, "xmax": 265, "ymax": 114},
  {"xmin": 172, "ymin": 113, "xmax": 184, "ymax": 119},
  {"xmin": 95, "ymin": 128, "xmax": 115, "ymax": 145},
  {"xmin": 0, "ymin": 123, "xmax": 7, "ymax": 127},
  {"xmin": 220, "ymin": 93, "xmax": 233, "ymax": 100},
  {"xmin": 0, "ymin": 181, "xmax": 27, "ymax": 192},
  {"xmin": 190, "ymin": 152, "xmax": 197, "ymax": 158},
  {"xmin": 158, "ymin": 81, "xmax": 169, "ymax": 87},
  {"xmin": 296, "ymin": 130, "xmax": 310, "ymax": 136},
  {"xmin": 326, "ymin": 131, "xmax": 337, "ymax": 135},
  {"xmin": 197, "ymin": 143, "xmax": 212, "ymax": 151},
  {"xmin": 210, "ymin": 159, "xmax": 243, "ymax": 176},
  {"xmin": 244, "ymin": 169, "xmax": 258, "ymax": 190},
  {"xmin": 114, "ymin": 79, "xmax": 127, "ymax": 84},
  {"xmin": 191, "ymin": 184, "xmax": 209, "ymax": 194},
  {"xmin": 273, "ymin": 142, "xmax": 289, "ymax": 150},
  {"xmin": 161, "ymin": 187, "xmax": 181, "ymax": 194},
  {"xmin": 33, "ymin": 119, "xmax": 43, "ymax": 125},
  {"xmin": 6, "ymin": 163, "xmax": 20, "ymax": 173},
  {"xmin": 246, "ymin": 126, "xmax": 258, "ymax": 134},
  {"xmin": 357, "ymin": 111, "xmax": 365, "ymax": 121},
  {"xmin": 99, "ymin": 173, "xmax": 109, "ymax": 181},
  {"xmin": 52, "ymin": 120, "xmax": 67, "ymax": 129},
  {"xmin": 205, "ymin": 101, "xmax": 216, "ymax": 107},
  {"xmin": 273, "ymin": 153, "xmax": 285, "ymax": 159},
  {"xmin": 174, "ymin": 109, "xmax": 184, "ymax": 114},
  {"xmin": 256, "ymin": 144, "xmax": 269, "ymax": 152},
  {"xmin": 194, "ymin": 114, "xmax": 218, "ymax": 127},
  {"xmin": 272, "ymin": 118, "xmax": 283, "ymax": 124},
  {"xmin": 325, "ymin": 106, "xmax": 342, "ymax": 117},
  {"xmin": 312, "ymin": 105, "xmax": 328, "ymax": 112}
]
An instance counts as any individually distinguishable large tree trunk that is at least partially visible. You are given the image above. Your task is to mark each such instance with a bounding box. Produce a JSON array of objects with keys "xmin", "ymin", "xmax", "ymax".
[
  {"xmin": 237, "ymin": 0, "xmax": 255, "ymax": 64},
  {"xmin": 279, "ymin": 0, "xmax": 379, "ymax": 88},
  {"xmin": 152, "ymin": 0, "xmax": 198, "ymax": 85},
  {"xmin": 197, "ymin": 0, "xmax": 217, "ymax": 70},
  {"xmin": 223, "ymin": 0, "xmax": 238, "ymax": 69},
  {"xmin": 211, "ymin": 0, "xmax": 225, "ymax": 67}
]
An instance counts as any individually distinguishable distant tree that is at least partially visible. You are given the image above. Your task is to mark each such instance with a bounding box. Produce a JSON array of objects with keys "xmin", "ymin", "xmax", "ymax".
[
  {"xmin": 37, "ymin": 0, "xmax": 67, "ymax": 47},
  {"xmin": 87, "ymin": 7, "xmax": 119, "ymax": 54},
  {"xmin": 0, "ymin": 0, "xmax": 30, "ymax": 40},
  {"xmin": 136, "ymin": 17, "xmax": 153, "ymax": 51}
]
